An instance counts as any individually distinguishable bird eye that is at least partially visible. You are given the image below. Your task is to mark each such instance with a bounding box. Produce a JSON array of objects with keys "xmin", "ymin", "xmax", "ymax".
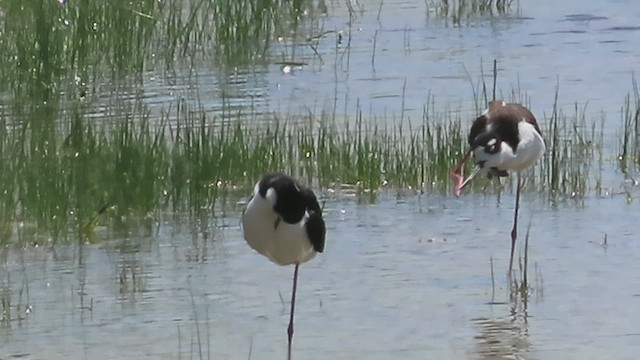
[{"xmin": 484, "ymin": 140, "xmax": 500, "ymax": 154}]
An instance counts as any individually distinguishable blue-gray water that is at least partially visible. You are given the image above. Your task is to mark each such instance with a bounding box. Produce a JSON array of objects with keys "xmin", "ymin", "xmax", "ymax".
[
  {"xmin": 3, "ymin": 0, "xmax": 640, "ymax": 359},
  {"xmin": 145, "ymin": 0, "xmax": 640, "ymax": 129},
  {"xmin": 2, "ymin": 193, "xmax": 640, "ymax": 359}
]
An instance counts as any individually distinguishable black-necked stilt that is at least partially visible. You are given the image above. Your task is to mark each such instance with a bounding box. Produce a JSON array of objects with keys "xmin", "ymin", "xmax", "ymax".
[
  {"xmin": 452, "ymin": 100, "xmax": 545, "ymax": 278},
  {"xmin": 242, "ymin": 173, "xmax": 326, "ymax": 360}
]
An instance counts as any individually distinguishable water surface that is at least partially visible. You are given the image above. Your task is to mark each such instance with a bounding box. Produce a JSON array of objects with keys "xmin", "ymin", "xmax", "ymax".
[
  {"xmin": 3, "ymin": 0, "xmax": 640, "ymax": 358},
  {"xmin": 2, "ymin": 192, "xmax": 640, "ymax": 359}
]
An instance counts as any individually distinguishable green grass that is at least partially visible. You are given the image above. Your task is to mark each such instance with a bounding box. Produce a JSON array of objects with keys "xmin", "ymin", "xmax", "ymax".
[
  {"xmin": 618, "ymin": 77, "xmax": 640, "ymax": 175},
  {"xmin": 0, "ymin": 86, "xmax": 615, "ymax": 246},
  {"xmin": 0, "ymin": 0, "xmax": 630, "ymax": 246},
  {"xmin": 0, "ymin": 0, "xmax": 328, "ymax": 245},
  {"xmin": 426, "ymin": 0, "xmax": 516, "ymax": 26},
  {"xmin": 0, "ymin": 0, "xmax": 321, "ymax": 99}
]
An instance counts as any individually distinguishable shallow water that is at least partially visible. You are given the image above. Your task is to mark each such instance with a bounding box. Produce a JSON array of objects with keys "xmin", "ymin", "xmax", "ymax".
[
  {"xmin": 3, "ymin": 0, "xmax": 640, "ymax": 358},
  {"xmin": 2, "ymin": 191, "xmax": 640, "ymax": 359},
  {"xmin": 147, "ymin": 0, "xmax": 640, "ymax": 129}
]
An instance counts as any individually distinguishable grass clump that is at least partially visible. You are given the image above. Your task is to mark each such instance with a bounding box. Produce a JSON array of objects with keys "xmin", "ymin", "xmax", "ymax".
[
  {"xmin": 0, "ymin": 0, "xmax": 323, "ymax": 105},
  {"xmin": 541, "ymin": 101, "xmax": 600, "ymax": 199},
  {"xmin": 426, "ymin": 0, "xmax": 516, "ymax": 26},
  {"xmin": 0, "ymin": 0, "xmax": 621, "ymax": 246},
  {"xmin": 618, "ymin": 78, "xmax": 640, "ymax": 175},
  {"xmin": 0, "ymin": 85, "xmax": 612, "ymax": 246}
]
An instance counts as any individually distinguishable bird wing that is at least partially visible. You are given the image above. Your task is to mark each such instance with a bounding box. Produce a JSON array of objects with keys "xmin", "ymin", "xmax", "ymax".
[{"xmin": 299, "ymin": 187, "xmax": 325, "ymax": 253}]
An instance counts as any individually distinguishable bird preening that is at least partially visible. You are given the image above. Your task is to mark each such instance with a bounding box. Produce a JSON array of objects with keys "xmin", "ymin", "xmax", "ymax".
[
  {"xmin": 241, "ymin": 172, "xmax": 326, "ymax": 360},
  {"xmin": 452, "ymin": 100, "xmax": 546, "ymax": 280}
]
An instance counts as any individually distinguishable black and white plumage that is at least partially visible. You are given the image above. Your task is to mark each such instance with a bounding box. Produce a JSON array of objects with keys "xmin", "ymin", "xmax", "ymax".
[
  {"xmin": 242, "ymin": 173, "xmax": 325, "ymax": 265},
  {"xmin": 452, "ymin": 100, "xmax": 545, "ymax": 279},
  {"xmin": 241, "ymin": 172, "xmax": 326, "ymax": 360}
]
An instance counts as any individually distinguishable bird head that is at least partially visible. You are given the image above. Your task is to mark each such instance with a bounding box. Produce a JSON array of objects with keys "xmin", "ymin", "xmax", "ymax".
[{"xmin": 452, "ymin": 130, "xmax": 503, "ymax": 197}]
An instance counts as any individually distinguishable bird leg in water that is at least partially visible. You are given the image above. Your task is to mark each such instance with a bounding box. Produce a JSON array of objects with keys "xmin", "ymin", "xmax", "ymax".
[
  {"xmin": 508, "ymin": 172, "xmax": 522, "ymax": 282},
  {"xmin": 274, "ymin": 216, "xmax": 282, "ymax": 229},
  {"xmin": 287, "ymin": 263, "xmax": 300, "ymax": 360}
]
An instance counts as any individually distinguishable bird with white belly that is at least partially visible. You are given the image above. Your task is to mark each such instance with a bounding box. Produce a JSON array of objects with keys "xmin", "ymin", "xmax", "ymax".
[
  {"xmin": 452, "ymin": 100, "xmax": 546, "ymax": 279},
  {"xmin": 242, "ymin": 172, "xmax": 326, "ymax": 360}
]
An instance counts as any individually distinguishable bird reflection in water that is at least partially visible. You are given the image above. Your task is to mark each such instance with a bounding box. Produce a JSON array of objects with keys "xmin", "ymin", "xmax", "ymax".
[{"xmin": 472, "ymin": 254, "xmax": 544, "ymax": 360}]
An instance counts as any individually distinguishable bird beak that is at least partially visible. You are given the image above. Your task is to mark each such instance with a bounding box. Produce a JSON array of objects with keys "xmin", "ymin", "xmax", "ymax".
[
  {"xmin": 458, "ymin": 165, "xmax": 482, "ymax": 191},
  {"xmin": 451, "ymin": 149, "xmax": 472, "ymax": 197}
]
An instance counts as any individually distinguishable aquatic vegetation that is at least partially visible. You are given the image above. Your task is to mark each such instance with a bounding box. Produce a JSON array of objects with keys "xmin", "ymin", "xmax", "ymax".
[
  {"xmin": 618, "ymin": 78, "xmax": 640, "ymax": 175},
  {"xmin": 427, "ymin": 0, "xmax": 516, "ymax": 25},
  {"xmin": 542, "ymin": 100, "xmax": 601, "ymax": 200},
  {"xmin": 0, "ymin": 0, "xmax": 322, "ymax": 113},
  {"xmin": 0, "ymin": 0, "xmax": 627, "ymax": 247},
  {"xmin": 0, "ymin": 88, "xmax": 616, "ymax": 245}
]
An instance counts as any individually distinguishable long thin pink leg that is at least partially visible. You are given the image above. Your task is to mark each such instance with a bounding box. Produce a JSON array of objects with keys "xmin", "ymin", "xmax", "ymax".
[
  {"xmin": 508, "ymin": 172, "xmax": 522, "ymax": 282},
  {"xmin": 287, "ymin": 263, "xmax": 300, "ymax": 360}
]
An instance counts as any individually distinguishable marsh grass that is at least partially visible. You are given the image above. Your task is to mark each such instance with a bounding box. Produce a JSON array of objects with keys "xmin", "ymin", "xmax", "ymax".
[
  {"xmin": 0, "ymin": 281, "xmax": 10, "ymax": 326},
  {"xmin": 118, "ymin": 259, "xmax": 148, "ymax": 297},
  {"xmin": 186, "ymin": 278, "xmax": 211, "ymax": 360},
  {"xmin": 0, "ymin": 0, "xmax": 624, "ymax": 245},
  {"xmin": 541, "ymin": 97, "xmax": 602, "ymax": 201},
  {"xmin": 0, "ymin": 0, "xmax": 322, "ymax": 102},
  {"xmin": 618, "ymin": 78, "xmax": 640, "ymax": 176},
  {"xmin": 427, "ymin": 0, "xmax": 516, "ymax": 25},
  {"xmin": 0, "ymin": 87, "xmax": 611, "ymax": 245},
  {"xmin": 0, "ymin": 267, "xmax": 31, "ymax": 326}
]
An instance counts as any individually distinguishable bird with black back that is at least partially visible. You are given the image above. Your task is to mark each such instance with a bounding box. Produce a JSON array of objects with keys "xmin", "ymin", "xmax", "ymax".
[
  {"xmin": 242, "ymin": 173, "xmax": 326, "ymax": 360},
  {"xmin": 452, "ymin": 100, "xmax": 545, "ymax": 281}
]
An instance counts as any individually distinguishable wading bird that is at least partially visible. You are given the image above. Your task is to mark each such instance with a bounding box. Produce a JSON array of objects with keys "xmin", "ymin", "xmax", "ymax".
[
  {"xmin": 242, "ymin": 173, "xmax": 326, "ymax": 360},
  {"xmin": 451, "ymin": 100, "xmax": 545, "ymax": 278}
]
